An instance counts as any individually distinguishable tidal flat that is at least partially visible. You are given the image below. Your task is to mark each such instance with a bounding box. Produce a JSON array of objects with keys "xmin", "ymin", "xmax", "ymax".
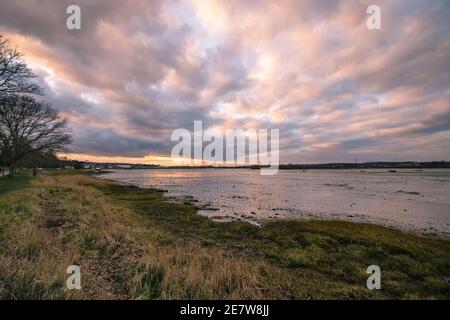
[{"xmin": 100, "ymin": 168, "xmax": 450, "ymax": 234}]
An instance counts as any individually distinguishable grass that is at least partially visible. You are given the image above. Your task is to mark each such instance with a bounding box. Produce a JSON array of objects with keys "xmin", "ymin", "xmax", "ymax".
[
  {"xmin": 0, "ymin": 173, "xmax": 32, "ymax": 195},
  {"xmin": 0, "ymin": 170, "xmax": 449, "ymax": 299}
]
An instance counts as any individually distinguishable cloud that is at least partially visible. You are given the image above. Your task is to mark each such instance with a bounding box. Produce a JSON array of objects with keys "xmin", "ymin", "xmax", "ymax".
[
  {"xmin": 0, "ymin": 0, "xmax": 449, "ymax": 163},
  {"xmin": 69, "ymin": 126, "xmax": 168, "ymax": 157}
]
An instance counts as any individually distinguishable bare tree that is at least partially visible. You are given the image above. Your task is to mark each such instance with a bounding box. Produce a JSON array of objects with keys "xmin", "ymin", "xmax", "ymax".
[
  {"xmin": 0, "ymin": 95, "xmax": 72, "ymax": 176},
  {"xmin": 0, "ymin": 149, "xmax": 5, "ymax": 176},
  {"xmin": 0, "ymin": 35, "xmax": 41, "ymax": 96},
  {"xmin": 0, "ymin": 35, "xmax": 69, "ymax": 176}
]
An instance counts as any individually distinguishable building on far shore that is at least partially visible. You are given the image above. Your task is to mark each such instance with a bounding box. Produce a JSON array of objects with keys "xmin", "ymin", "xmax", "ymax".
[{"xmin": 116, "ymin": 164, "xmax": 132, "ymax": 169}]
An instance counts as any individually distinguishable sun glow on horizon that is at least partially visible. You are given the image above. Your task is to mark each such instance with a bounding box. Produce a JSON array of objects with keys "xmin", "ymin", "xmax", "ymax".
[{"xmin": 59, "ymin": 153, "xmax": 174, "ymax": 166}]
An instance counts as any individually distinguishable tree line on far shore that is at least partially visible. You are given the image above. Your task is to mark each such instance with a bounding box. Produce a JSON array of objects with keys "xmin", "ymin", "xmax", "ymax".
[{"xmin": 0, "ymin": 35, "xmax": 72, "ymax": 177}]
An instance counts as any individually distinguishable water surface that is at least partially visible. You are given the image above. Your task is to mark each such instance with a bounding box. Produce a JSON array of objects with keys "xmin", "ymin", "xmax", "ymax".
[{"xmin": 99, "ymin": 168, "xmax": 450, "ymax": 234}]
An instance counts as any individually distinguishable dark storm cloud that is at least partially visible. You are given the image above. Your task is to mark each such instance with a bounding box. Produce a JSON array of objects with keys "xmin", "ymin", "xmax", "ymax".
[{"xmin": 70, "ymin": 126, "xmax": 168, "ymax": 158}]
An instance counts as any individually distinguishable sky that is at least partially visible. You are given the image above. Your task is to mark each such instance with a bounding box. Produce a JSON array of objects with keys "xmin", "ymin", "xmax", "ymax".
[{"xmin": 0, "ymin": 0, "xmax": 449, "ymax": 164}]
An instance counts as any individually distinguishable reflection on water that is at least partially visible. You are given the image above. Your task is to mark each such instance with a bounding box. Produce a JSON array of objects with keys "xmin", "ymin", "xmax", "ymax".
[{"xmin": 99, "ymin": 168, "xmax": 450, "ymax": 234}]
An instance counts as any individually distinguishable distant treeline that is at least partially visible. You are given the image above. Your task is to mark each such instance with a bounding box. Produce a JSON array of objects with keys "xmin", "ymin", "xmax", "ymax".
[
  {"xmin": 62, "ymin": 161, "xmax": 450, "ymax": 170},
  {"xmin": 1, "ymin": 152, "xmax": 60, "ymax": 169},
  {"xmin": 275, "ymin": 161, "xmax": 450, "ymax": 170},
  {"xmin": 8, "ymin": 159, "xmax": 449, "ymax": 172}
]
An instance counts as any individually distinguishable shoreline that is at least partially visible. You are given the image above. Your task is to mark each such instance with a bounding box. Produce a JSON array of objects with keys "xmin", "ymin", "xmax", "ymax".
[
  {"xmin": 1, "ymin": 171, "xmax": 449, "ymax": 299},
  {"xmin": 96, "ymin": 172, "xmax": 450, "ymax": 237}
]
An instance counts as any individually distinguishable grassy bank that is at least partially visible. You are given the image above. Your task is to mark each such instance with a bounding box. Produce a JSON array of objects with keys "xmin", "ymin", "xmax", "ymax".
[{"xmin": 0, "ymin": 171, "xmax": 449, "ymax": 299}]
